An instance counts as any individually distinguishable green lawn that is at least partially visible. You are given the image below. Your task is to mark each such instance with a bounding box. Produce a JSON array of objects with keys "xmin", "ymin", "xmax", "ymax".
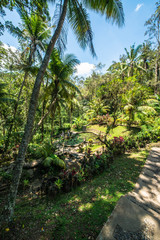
[
  {"xmin": 65, "ymin": 132, "xmax": 99, "ymax": 146},
  {"xmin": 88, "ymin": 125, "xmax": 140, "ymax": 139},
  {"xmin": 1, "ymin": 150, "xmax": 148, "ymax": 240}
]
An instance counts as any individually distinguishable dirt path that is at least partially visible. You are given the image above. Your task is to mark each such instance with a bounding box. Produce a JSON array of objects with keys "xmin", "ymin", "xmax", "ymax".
[{"xmin": 97, "ymin": 147, "xmax": 160, "ymax": 240}]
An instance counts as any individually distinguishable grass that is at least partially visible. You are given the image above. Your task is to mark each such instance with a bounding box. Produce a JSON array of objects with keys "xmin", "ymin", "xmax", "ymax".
[
  {"xmin": 65, "ymin": 133, "xmax": 98, "ymax": 146},
  {"xmin": 109, "ymin": 126, "xmax": 140, "ymax": 138},
  {"xmin": 87, "ymin": 124, "xmax": 107, "ymax": 133},
  {"xmin": 0, "ymin": 149, "xmax": 148, "ymax": 240},
  {"xmin": 88, "ymin": 125, "xmax": 140, "ymax": 139},
  {"xmin": 90, "ymin": 144, "xmax": 105, "ymax": 152},
  {"xmin": 65, "ymin": 126, "xmax": 140, "ymax": 153}
]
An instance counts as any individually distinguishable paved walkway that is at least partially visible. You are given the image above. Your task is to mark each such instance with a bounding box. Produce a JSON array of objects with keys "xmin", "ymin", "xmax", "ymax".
[{"xmin": 97, "ymin": 147, "xmax": 160, "ymax": 240}]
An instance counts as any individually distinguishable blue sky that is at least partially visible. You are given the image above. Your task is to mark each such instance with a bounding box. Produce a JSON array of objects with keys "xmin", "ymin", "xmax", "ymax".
[{"xmin": 0, "ymin": 0, "xmax": 156, "ymax": 77}]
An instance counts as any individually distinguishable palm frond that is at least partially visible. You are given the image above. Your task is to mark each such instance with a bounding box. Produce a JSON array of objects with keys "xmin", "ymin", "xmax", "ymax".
[
  {"xmin": 68, "ymin": 0, "xmax": 96, "ymax": 57},
  {"xmin": 83, "ymin": 0, "xmax": 124, "ymax": 27},
  {"xmin": 62, "ymin": 79, "xmax": 81, "ymax": 95},
  {"xmin": 53, "ymin": 2, "xmax": 68, "ymax": 55},
  {"xmin": 137, "ymin": 106, "xmax": 157, "ymax": 115},
  {"xmin": 5, "ymin": 21, "xmax": 23, "ymax": 38}
]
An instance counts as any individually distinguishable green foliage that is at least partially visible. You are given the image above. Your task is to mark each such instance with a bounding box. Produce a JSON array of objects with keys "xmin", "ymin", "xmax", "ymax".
[
  {"xmin": 78, "ymin": 143, "xmax": 84, "ymax": 153},
  {"xmin": 2, "ymin": 150, "xmax": 147, "ymax": 240},
  {"xmin": 107, "ymin": 136, "xmax": 125, "ymax": 155},
  {"xmin": 125, "ymin": 123, "xmax": 160, "ymax": 149},
  {"xmin": 0, "ymin": 169, "xmax": 12, "ymax": 182},
  {"xmin": 54, "ymin": 178, "xmax": 63, "ymax": 190},
  {"xmin": 27, "ymin": 143, "xmax": 47, "ymax": 159},
  {"xmin": 43, "ymin": 155, "xmax": 65, "ymax": 168},
  {"xmin": 27, "ymin": 138, "xmax": 55, "ymax": 159},
  {"xmin": 88, "ymin": 138, "xmax": 93, "ymax": 146},
  {"xmin": 23, "ymin": 179, "xmax": 29, "ymax": 187},
  {"xmin": 73, "ymin": 117, "xmax": 87, "ymax": 130}
]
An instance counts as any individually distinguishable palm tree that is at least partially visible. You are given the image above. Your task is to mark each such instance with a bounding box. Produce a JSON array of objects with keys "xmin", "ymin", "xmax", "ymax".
[
  {"xmin": 108, "ymin": 61, "xmax": 127, "ymax": 80},
  {"xmin": 145, "ymin": 1, "xmax": 160, "ymax": 90},
  {"xmin": 123, "ymin": 81, "xmax": 152, "ymax": 126},
  {"xmin": 124, "ymin": 44, "xmax": 143, "ymax": 77},
  {"xmin": 4, "ymin": 0, "xmax": 124, "ymax": 222},
  {"xmin": 32, "ymin": 48, "xmax": 80, "ymax": 136},
  {"xmin": 4, "ymin": 9, "xmax": 51, "ymax": 152}
]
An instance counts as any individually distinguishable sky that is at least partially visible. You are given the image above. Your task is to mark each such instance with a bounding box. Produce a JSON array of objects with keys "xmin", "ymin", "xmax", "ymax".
[{"xmin": 0, "ymin": 0, "xmax": 156, "ymax": 77}]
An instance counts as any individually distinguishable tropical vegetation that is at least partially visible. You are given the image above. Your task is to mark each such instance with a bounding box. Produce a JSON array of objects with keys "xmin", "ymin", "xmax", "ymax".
[{"xmin": 0, "ymin": 1, "xmax": 160, "ymax": 239}]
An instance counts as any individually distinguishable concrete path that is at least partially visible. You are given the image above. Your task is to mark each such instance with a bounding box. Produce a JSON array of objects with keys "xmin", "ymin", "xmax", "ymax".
[{"xmin": 97, "ymin": 147, "xmax": 160, "ymax": 240}]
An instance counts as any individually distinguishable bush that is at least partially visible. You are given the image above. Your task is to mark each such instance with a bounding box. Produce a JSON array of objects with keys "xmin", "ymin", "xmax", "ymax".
[
  {"xmin": 43, "ymin": 154, "xmax": 66, "ymax": 168},
  {"xmin": 27, "ymin": 139, "xmax": 55, "ymax": 159},
  {"xmin": 107, "ymin": 136, "xmax": 125, "ymax": 155},
  {"xmin": 125, "ymin": 124, "xmax": 160, "ymax": 150},
  {"xmin": 73, "ymin": 118, "xmax": 87, "ymax": 130},
  {"xmin": 91, "ymin": 114, "xmax": 113, "ymax": 125}
]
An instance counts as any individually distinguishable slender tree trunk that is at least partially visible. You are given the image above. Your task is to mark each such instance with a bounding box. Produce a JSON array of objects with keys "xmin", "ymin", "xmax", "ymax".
[
  {"xmin": 2, "ymin": 0, "xmax": 68, "ymax": 223},
  {"xmin": 50, "ymin": 114, "xmax": 55, "ymax": 144},
  {"xmin": 155, "ymin": 54, "xmax": 158, "ymax": 93},
  {"xmin": 41, "ymin": 99, "xmax": 46, "ymax": 142},
  {"xmin": 32, "ymin": 97, "xmax": 57, "ymax": 138},
  {"xmin": 3, "ymin": 125, "xmax": 6, "ymax": 137},
  {"xmin": 41, "ymin": 78, "xmax": 49, "ymax": 141},
  {"xmin": 130, "ymin": 63, "xmax": 134, "ymax": 77},
  {"xmin": 4, "ymin": 44, "xmax": 36, "ymax": 153},
  {"xmin": 32, "ymin": 79, "xmax": 59, "ymax": 138},
  {"xmin": 70, "ymin": 105, "xmax": 73, "ymax": 127},
  {"xmin": 58, "ymin": 104, "xmax": 62, "ymax": 129},
  {"xmin": 4, "ymin": 71, "xmax": 28, "ymax": 152}
]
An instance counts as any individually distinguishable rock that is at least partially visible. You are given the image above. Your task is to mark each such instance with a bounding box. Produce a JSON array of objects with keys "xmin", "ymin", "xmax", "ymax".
[
  {"xmin": 31, "ymin": 179, "xmax": 42, "ymax": 193},
  {"xmin": 23, "ymin": 158, "xmax": 43, "ymax": 169},
  {"xmin": 27, "ymin": 169, "xmax": 34, "ymax": 178}
]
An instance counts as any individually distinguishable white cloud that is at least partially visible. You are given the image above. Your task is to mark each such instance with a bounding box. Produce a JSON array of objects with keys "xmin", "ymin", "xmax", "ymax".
[
  {"xmin": 135, "ymin": 3, "xmax": 144, "ymax": 12},
  {"xmin": 3, "ymin": 43, "xmax": 17, "ymax": 52},
  {"xmin": 75, "ymin": 62, "xmax": 95, "ymax": 77},
  {"xmin": 0, "ymin": 44, "xmax": 19, "ymax": 70}
]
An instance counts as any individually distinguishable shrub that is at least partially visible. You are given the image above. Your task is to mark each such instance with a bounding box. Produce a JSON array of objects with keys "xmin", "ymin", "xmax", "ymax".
[
  {"xmin": 73, "ymin": 118, "xmax": 87, "ymax": 130},
  {"xmin": 43, "ymin": 154, "xmax": 66, "ymax": 168},
  {"xmin": 27, "ymin": 139, "xmax": 56, "ymax": 159},
  {"xmin": 125, "ymin": 124, "xmax": 160, "ymax": 150},
  {"xmin": 88, "ymin": 138, "xmax": 93, "ymax": 147},
  {"xmin": 27, "ymin": 143, "xmax": 45, "ymax": 159},
  {"xmin": 91, "ymin": 114, "xmax": 113, "ymax": 125},
  {"xmin": 107, "ymin": 136, "xmax": 125, "ymax": 155}
]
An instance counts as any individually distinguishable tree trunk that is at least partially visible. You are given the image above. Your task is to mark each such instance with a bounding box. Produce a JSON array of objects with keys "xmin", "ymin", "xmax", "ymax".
[
  {"xmin": 2, "ymin": 0, "xmax": 68, "ymax": 223},
  {"xmin": 41, "ymin": 79, "xmax": 49, "ymax": 142},
  {"xmin": 4, "ymin": 71, "xmax": 28, "ymax": 153},
  {"xmin": 32, "ymin": 79, "xmax": 59, "ymax": 138},
  {"xmin": 155, "ymin": 55, "xmax": 158, "ymax": 93},
  {"xmin": 41, "ymin": 99, "xmax": 46, "ymax": 142},
  {"xmin": 4, "ymin": 43, "xmax": 36, "ymax": 153},
  {"xmin": 50, "ymin": 115, "xmax": 55, "ymax": 144},
  {"xmin": 32, "ymin": 97, "xmax": 57, "ymax": 138}
]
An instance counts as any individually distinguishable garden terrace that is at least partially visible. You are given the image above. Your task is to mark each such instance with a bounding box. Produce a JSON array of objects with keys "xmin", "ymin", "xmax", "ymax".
[{"xmin": 0, "ymin": 150, "xmax": 148, "ymax": 240}]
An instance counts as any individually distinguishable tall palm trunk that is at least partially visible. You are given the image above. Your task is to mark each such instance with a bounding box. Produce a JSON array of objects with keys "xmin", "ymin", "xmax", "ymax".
[
  {"xmin": 32, "ymin": 97, "xmax": 57, "ymax": 138},
  {"xmin": 50, "ymin": 110, "xmax": 56, "ymax": 144},
  {"xmin": 41, "ymin": 99, "xmax": 46, "ymax": 141},
  {"xmin": 32, "ymin": 79, "xmax": 59, "ymax": 137},
  {"xmin": 4, "ymin": 45, "xmax": 36, "ymax": 152},
  {"xmin": 4, "ymin": 71, "xmax": 28, "ymax": 152},
  {"xmin": 2, "ymin": 0, "xmax": 68, "ymax": 223},
  {"xmin": 130, "ymin": 62, "xmax": 134, "ymax": 77}
]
